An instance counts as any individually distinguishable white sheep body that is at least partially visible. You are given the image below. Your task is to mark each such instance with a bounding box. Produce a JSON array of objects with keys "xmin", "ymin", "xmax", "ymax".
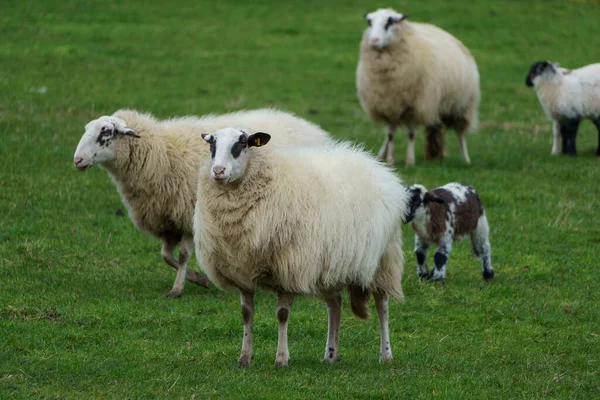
[
  {"xmin": 356, "ymin": 9, "xmax": 480, "ymax": 166},
  {"xmin": 74, "ymin": 109, "xmax": 331, "ymax": 297},
  {"xmin": 194, "ymin": 130, "xmax": 406, "ymax": 366},
  {"xmin": 526, "ymin": 61, "xmax": 600, "ymax": 156}
]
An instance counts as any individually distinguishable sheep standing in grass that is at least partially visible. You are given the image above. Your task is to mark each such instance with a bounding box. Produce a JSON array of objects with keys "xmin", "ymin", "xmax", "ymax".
[
  {"xmin": 403, "ymin": 183, "xmax": 493, "ymax": 281},
  {"xmin": 356, "ymin": 8, "xmax": 480, "ymax": 167},
  {"xmin": 526, "ymin": 61, "xmax": 600, "ymax": 156},
  {"xmin": 73, "ymin": 109, "xmax": 331, "ymax": 297},
  {"xmin": 194, "ymin": 128, "xmax": 407, "ymax": 366}
]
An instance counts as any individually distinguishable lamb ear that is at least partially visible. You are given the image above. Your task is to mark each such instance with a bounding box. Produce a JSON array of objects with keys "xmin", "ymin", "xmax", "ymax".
[
  {"xmin": 201, "ymin": 133, "xmax": 214, "ymax": 143},
  {"xmin": 396, "ymin": 14, "xmax": 408, "ymax": 22},
  {"xmin": 248, "ymin": 132, "xmax": 271, "ymax": 148},
  {"xmin": 423, "ymin": 192, "xmax": 445, "ymax": 204}
]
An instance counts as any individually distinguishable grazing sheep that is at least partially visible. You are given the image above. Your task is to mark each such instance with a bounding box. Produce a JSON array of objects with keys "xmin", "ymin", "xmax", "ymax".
[
  {"xmin": 526, "ymin": 62, "xmax": 600, "ymax": 155},
  {"xmin": 73, "ymin": 109, "xmax": 331, "ymax": 297},
  {"xmin": 194, "ymin": 128, "xmax": 407, "ymax": 367},
  {"xmin": 526, "ymin": 60, "xmax": 600, "ymax": 156},
  {"xmin": 356, "ymin": 8, "xmax": 480, "ymax": 167},
  {"xmin": 403, "ymin": 183, "xmax": 493, "ymax": 281}
]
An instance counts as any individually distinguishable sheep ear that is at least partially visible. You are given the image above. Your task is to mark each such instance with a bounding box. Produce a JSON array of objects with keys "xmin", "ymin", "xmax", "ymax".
[
  {"xmin": 248, "ymin": 132, "xmax": 271, "ymax": 148},
  {"xmin": 120, "ymin": 128, "xmax": 140, "ymax": 138},
  {"xmin": 201, "ymin": 133, "xmax": 214, "ymax": 143},
  {"xmin": 423, "ymin": 192, "xmax": 444, "ymax": 204},
  {"xmin": 396, "ymin": 14, "xmax": 408, "ymax": 22}
]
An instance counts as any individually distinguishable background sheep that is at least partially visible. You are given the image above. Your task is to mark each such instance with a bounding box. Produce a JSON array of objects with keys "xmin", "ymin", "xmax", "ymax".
[
  {"xmin": 73, "ymin": 109, "xmax": 331, "ymax": 297},
  {"xmin": 526, "ymin": 61, "xmax": 600, "ymax": 156},
  {"xmin": 194, "ymin": 128, "xmax": 407, "ymax": 367},
  {"xmin": 528, "ymin": 62, "xmax": 600, "ymax": 155},
  {"xmin": 403, "ymin": 183, "xmax": 493, "ymax": 281},
  {"xmin": 356, "ymin": 8, "xmax": 480, "ymax": 167}
]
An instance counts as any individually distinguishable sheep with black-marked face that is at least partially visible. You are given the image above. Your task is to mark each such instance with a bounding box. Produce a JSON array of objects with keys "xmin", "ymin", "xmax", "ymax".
[
  {"xmin": 526, "ymin": 60, "xmax": 600, "ymax": 156},
  {"xmin": 195, "ymin": 128, "xmax": 406, "ymax": 367},
  {"xmin": 357, "ymin": 8, "xmax": 480, "ymax": 167},
  {"xmin": 404, "ymin": 183, "xmax": 493, "ymax": 281},
  {"xmin": 73, "ymin": 108, "xmax": 332, "ymax": 298}
]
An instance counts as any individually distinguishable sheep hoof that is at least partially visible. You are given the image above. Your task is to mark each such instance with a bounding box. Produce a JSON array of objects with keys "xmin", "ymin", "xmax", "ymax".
[
  {"xmin": 483, "ymin": 269, "xmax": 495, "ymax": 280},
  {"xmin": 405, "ymin": 158, "xmax": 415, "ymax": 167},
  {"xmin": 429, "ymin": 272, "xmax": 445, "ymax": 282},
  {"xmin": 238, "ymin": 355, "xmax": 252, "ymax": 368},
  {"xmin": 274, "ymin": 357, "xmax": 289, "ymax": 367},
  {"xmin": 166, "ymin": 289, "xmax": 183, "ymax": 298},
  {"xmin": 379, "ymin": 354, "xmax": 393, "ymax": 363},
  {"xmin": 195, "ymin": 275, "xmax": 212, "ymax": 288},
  {"xmin": 323, "ymin": 354, "xmax": 341, "ymax": 364}
]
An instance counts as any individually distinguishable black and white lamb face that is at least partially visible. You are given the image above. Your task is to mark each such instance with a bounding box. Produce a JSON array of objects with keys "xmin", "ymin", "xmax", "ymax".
[
  {"xmin": 73, "ymin": 116, "xmax": 139, "ymax": 171},
  {"xmin": 525, "ymin": 61, "xmax": 558, "ymax": 87},
  {"xmin": 363, "ymin": 8, "xmax": 407, "ymax": 49},
  {"xmin": 403, "ymin": 184, "xmax": 427, "ymax": 223},
  {"xmin": 201, "ymin": 128, "xmax": 270, "ymax": 184}
]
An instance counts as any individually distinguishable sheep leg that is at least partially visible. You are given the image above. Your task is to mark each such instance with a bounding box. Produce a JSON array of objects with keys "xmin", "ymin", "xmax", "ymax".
[
  {"xmin": 238, "ymin": 291, "xmax": 255, "ymax": 368},
  {"xmin": 322, "ymin": 293, "xmax": 342, "ymax": 363},
  {"xmin": 414, "ymin": 236, "xmax": 430, "ymax": 279},
  {"xmin": 559, "ymin": 118, "xmax": 580, "ymax": 156},
  {"xmin": 457, "ymin": 131, "xmax": 471, "ymax": 164},
  {"xmin": 406, "ymin": 127, "xmax": 416, "ymax": 167},
  {"xmin": 593, "ymin": 119, "xmax": 600, "ymax": 156},
  {"xmin": 551, "ymin": 120, "xmax": 561, "ymax": 155},
  {"xmin": 162, "ymin": 240, "xmax": 185, "ymax": 297},
  {"xmin": 373, "ymin": 292, "xmax": 392, "ymax": 362},
  {"xmin": 471, "ymin": 214, "xmax": 494, "ymax": 280},
  {"xmin": 178, "ymin": 236, "xmax": 211, "ymax": 289},
  {"xmin": 275, "ymin": 292, "xmax": 295, "ymax": 367},
  {"xmin": 431, "ymin": 237, "xmax": 452, "ymax": 281},
  {"xmin": 377, "ymin": 124, "xmax": 396, "ymax": 167},
  {"xmin": 425, "ymin": 124, "xmax": 444, "ymax": 160}
]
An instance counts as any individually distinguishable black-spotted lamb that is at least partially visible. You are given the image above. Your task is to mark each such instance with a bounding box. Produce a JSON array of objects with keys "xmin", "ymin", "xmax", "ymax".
[
  {"xmin": 194, "ymin": 128, "xmax": 407, "ymax": 367},
  {"xmin": 526, "ymin": 61, "xmax": 600, "ymax": 156},
  {"xmin": 73, "ymin": 109, "xmax": 331, "ymax": 297},
  {"xmin": 356, "ymin": 8, "xmax": 480, "ymax": 167},
  {"xmin": 403, "ymin": 183, "xmax": 493, "ymax": 281}
]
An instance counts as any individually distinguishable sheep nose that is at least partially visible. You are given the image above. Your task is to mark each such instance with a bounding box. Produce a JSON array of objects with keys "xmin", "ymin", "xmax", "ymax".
[
  {"xmin": 74, "ymin": 157, "xmax": 83, "ymax": 166},
  {"xmin": 212, "ymin": 165, "xmax": 226, "ymax": 177},
  {"xmin": 370, "ymin": 37, "xmax": 380, "ymax": 45}
]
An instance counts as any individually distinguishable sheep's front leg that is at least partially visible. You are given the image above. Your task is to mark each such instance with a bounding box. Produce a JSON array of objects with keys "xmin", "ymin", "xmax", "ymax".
[
  {"xmin": 551, "ymin": 120, "xmax": 561, "ymax": 155},
  {"xmin": 406, "ymin": 127, "xmax": 416, "ymax": 167},
  {"xmin": 431, "ymin": 237, "xmax": 452, "ymax": 281},
  {"xmin": 275, "ymin": 292, "xmax": 295, "ymax": 367},
  {"xmin": 414, "ymin": 236, "xmax": 430, "ymax": 279},
  {"xmin": 162, "ymin": 240, "xmax": 185, "ymax": 297},
  {"xmin": 178, "ymin": 236, "xmax": 211, "ymax": 289},
  {"xmin": 378, "ymin": 124, "xmax": 396, "ymax": 168},
  {"xmin": 471, "ymin": 214, "xmax": 494, "ymax": 280},
  {"xmin": 322, "ymin": 293, "xmax": 342, "ymax": 363},
  {"xmin": 373, "ymin": 292, "xmax": 392, "ymax": 362},
  {"xmin": 560, "ymin": 118, "xmax": 580, "ymax": 156},
  {"xmin": 425, "ymin": 124, "xmax": 444, "ymax": 160},
  {"xmin": 238, "ymin": 291, "xmax": 255, "ymax": 367}
]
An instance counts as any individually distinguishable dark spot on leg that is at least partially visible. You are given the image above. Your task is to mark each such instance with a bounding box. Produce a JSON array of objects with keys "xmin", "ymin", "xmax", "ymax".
[
  {"xmin": 416, "ymin": 250, "xmax": 426, "ymax": 265},
  {"xmin": 483, "ymin": 269, "xmax": 495, "ymax": 280},
  {"xmin": 434, "ymin": 252, "xmax": 448, "ymax": 270},
  {"xmin": 277, "ymin": 307, "xmax": 289, "ymax": 323},
  {"xmin": 328, "ymin": 347, "xmax": 334, "ymax": 352},
  {"xmin": 242, "ymin": 306, "xmax": 251, "ymax": 324}
]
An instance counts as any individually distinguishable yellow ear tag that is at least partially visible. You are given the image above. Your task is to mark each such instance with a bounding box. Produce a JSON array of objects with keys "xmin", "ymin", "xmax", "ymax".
[{"xmin": 256, "ymin": 137, "xmax": 261, "ymax": 146}]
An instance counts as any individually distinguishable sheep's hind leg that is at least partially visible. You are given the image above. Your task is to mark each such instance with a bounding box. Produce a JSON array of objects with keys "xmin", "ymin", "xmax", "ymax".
[
  {"xmin": 405, "ymin": 127, "xmax": 416, "ymax": 167},
  {"xmin": 431, "ymin": 237, "xmax": 452, "ymax": 281},
  {"xmin": 593, "ymin": 119, "xmax": 600, "ymax": 156},
  {"xmin": 322, "ymin": 293, "xmax": 342, "ymax": 363},
  {"xmin": 425, "ymin": 124, "xmax": 445, "ymax": 160},
  {"xmin": 373, "ymin": 292, "xmax": 392, "ymax": 362},
  {"xmin": 457, "ymin": 130, "xmax": 471, "ymax": 164},
  {"xmin": 414, "ymin": 236, "xmax": 430, "ymax": 279},
  {"xmin": 378, "ymin": 124, "xmax": 396, "ymax": 167},
  {"xmin": 162, "ymin": 239, "xmax": 185, "ymax": 297},
  {"xmin": 275, "ymin": 292, "xmax": 295, "ymax": 367},
  {"xmin": 238, "ymin": 291, "xmax": 255, "ymax": 367},
  {"xmin": 178, "ymin": 236, "xmax": 210, "ymax": 289},
  {"xmin": 471, "ymin": 214, "xmax": 494, "ymax": 280}
]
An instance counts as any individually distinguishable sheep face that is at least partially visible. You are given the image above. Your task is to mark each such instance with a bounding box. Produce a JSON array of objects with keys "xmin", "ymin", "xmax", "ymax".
[
  {"xmin": 201, "ymin": 128, "xmax": 271, "ymax": 184},
  {"xmin": 525, "ymin": 61, "xmax": 558, "ymax": 87},
  {"xmin": 364, "ymin": 9, "xmax": 407, "ymax": 49},
  {"xmin": 73, "ymin": 116, "xmax": 139, "ymax": 170},
  {"xmin": 404, "ymin": 184, "xmax": 427, "ymax": 223}
]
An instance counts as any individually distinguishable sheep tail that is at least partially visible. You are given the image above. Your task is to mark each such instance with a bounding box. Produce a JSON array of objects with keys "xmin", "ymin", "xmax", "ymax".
[{"xmin": 348, "ymin": 285, "xmax": 371, "ymax": 320}]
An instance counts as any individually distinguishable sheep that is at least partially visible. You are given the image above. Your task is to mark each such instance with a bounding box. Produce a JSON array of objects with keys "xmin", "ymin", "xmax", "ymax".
[
  {"xmin": 194, "ymin": 128, "xmax": 407, "ymax": 367},
  {"xmin": 356, "ymin": 8, "xmax": 480, "ymax": 167},
  {"xmin": 526, "ymin": 61, "xmax": 600, "ymax": 156},
  {"xmin": 73, "ymin": 109, "xmax": 332, "ymax": 297},
  {"xmin": 403, "ymin": 183, "xmax": 493, "ymax": 281}
]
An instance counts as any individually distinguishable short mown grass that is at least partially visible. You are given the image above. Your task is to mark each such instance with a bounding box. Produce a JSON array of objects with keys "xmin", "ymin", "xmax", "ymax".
[{"xmin": 1, "ymin": 0, "xmax": 599, "ymax": 398}]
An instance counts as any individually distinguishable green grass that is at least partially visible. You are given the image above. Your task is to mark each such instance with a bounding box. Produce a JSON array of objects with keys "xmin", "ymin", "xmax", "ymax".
[{"xmin": 1, "ymin": 0, "xmax": 600, "ymax": 398}]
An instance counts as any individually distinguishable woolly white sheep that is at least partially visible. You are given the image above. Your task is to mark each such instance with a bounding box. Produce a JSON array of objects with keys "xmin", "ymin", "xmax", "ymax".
[
  {"xmin": 194, "ymin": 128, "xmax": 407, "ymax": 367},
  {"xmin": 526, "ymin": 61, "xmax": 600, "ymax": 156},
  {"xmin": 403, "ymin": 183, "xmax": 493, "ymax": 281},
  {"xmin": 73, "ymin": 109, "xmax": 331, "ymax": 297},
  {"xmin": 356, "ymin": 8, "xmax": 480, "ymax": 167}
]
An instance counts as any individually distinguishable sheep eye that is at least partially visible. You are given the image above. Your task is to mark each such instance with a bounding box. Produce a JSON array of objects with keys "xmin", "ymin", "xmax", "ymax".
[
  {"xmin": 384, "ymin": 17, "xmax": 395, "ymax": 30},
  {"xmin": 367, "ymin": 18, "xmax": 372, "ymax": 26}
]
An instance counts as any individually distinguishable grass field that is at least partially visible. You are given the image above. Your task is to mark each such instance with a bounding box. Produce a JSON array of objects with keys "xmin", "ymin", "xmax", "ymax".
[{"xmin": 1, "ymin": 0, "xmax": 600, "ymax": 398}]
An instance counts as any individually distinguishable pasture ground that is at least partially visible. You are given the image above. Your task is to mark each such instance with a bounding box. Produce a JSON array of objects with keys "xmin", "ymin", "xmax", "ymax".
[{"xmin": 1, "ymin": 0, "xmax": 599, "ymax": 398}]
